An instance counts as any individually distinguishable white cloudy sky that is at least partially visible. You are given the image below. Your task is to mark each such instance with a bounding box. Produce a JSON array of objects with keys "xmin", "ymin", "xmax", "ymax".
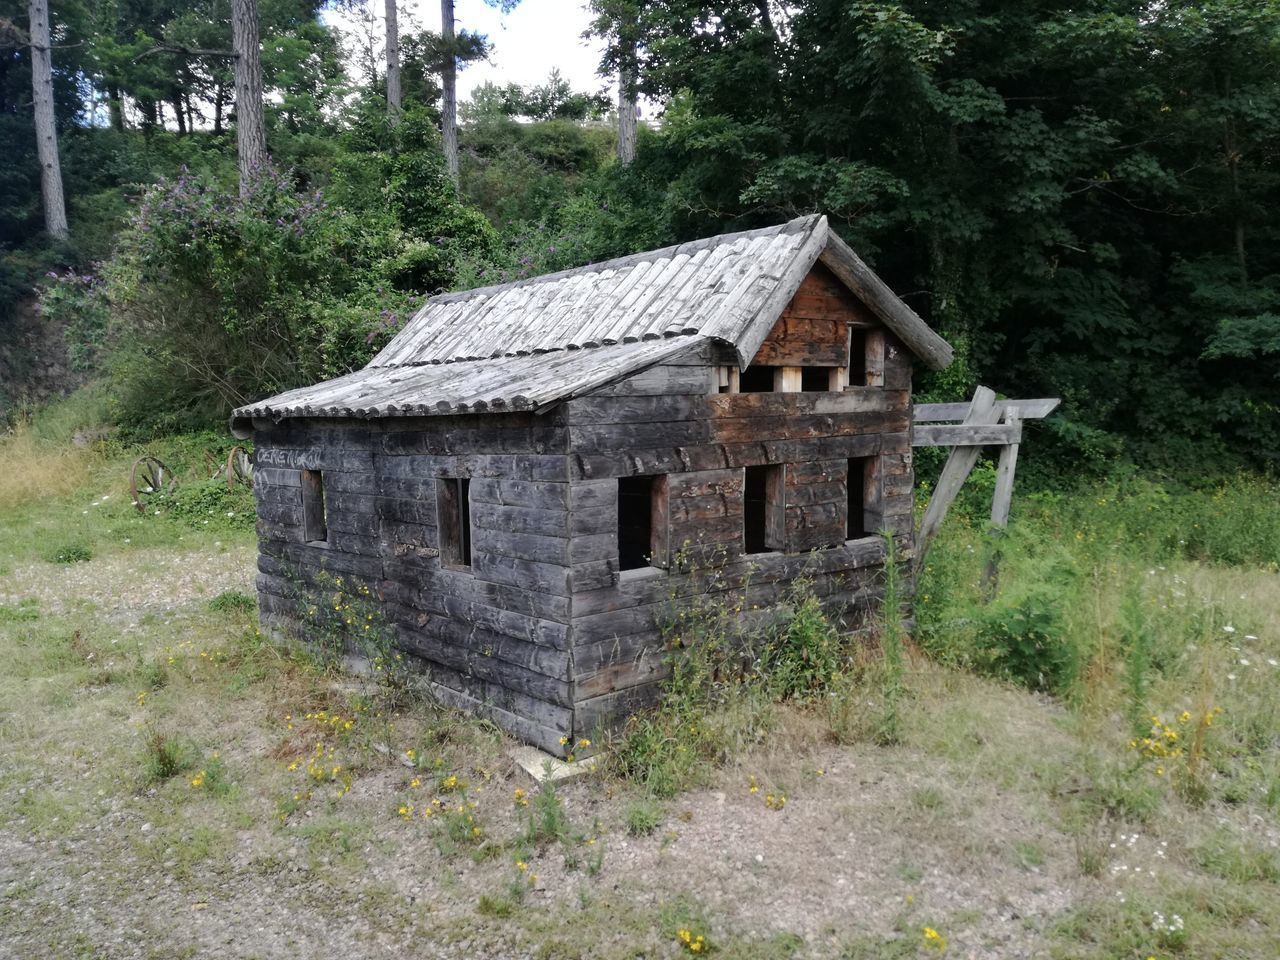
[{"xmin": 327, "ymin": 0, "xmax": 615, "ymax": 102}]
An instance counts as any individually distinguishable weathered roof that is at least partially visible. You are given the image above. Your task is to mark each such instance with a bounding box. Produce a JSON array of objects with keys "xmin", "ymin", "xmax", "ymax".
[{"xmin": 232, "ymin": 214, "xmax": 952, "ymax": 426}]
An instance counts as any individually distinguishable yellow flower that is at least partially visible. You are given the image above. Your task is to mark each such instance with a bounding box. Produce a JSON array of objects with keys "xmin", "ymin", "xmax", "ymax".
[
  {"xmin": 922, "ymin": 926, "xmax": 946, "ymax": 951},
  {"xmin": 559, "ymin": 736, "xmax": 569, "ymax": 746},
  {"xmin": 190, "ymin": 772, "xmax": 205, "ymax": 788},
  {"xmin": 577, "ymin": 738, "xmax": 591, "ymax": 748},
  {"xmin": 135, "ymin": 691, "xmax": 147, "ymax": 706},
  {"xmin": 410, "ymin": 778, "xmax": 421, "ymax": 789},
  {"xmin": 516, "ymin": 861, "xmax": 528, "ymax": 872}
]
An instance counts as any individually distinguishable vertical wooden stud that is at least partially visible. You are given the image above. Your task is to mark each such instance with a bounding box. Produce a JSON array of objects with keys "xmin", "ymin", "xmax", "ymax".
[
  {"xmin": 864, "ymin": 329, "xmax": 886, "ymax": 387},
  {"xmin": 650, "ymin": 474, "xmax": 670, "ymax": 569},
  {"xmin": 775, "ymin": 366, "xmax": 803, "ymax": 392}
]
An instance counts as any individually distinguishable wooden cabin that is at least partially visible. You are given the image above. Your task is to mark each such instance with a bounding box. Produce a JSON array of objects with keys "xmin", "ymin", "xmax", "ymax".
[{"xmin": 231, "ymin": 214, "xmax": 954, "ymax": 756}]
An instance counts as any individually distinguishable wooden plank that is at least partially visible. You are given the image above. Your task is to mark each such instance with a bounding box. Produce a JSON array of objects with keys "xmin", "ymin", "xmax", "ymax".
[
  {"xmin": 912, "ymin": 421, "xmax": 1023, "ymax": 448},
  {"xmin": 915, "ymin": 386, "xmax": 998, "ymax": 571},
  {"xmin": 914, "ymin": 398, "xmax": 1060, "ymax": 423}
]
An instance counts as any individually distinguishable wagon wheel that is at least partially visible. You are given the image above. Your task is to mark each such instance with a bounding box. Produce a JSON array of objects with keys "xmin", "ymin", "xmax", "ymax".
[
  {"xmin": 225, "ymin": 446, "xmax": 253, "ymax": 491},
  {"xmin": 130, "ymin": 456, "xmax": 176, "ymax": 513}
]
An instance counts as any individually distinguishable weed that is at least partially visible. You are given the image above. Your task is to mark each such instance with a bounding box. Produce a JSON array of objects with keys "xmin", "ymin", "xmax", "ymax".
[
  {"xmin": 623, "ymin": 798, "xmax": 664, "ymax": 836},
  {"xmin": 47, "ymin": 542, "xmax": 92, "ymax": 564},
  {"xmin": 209, "ymin": 590, "xmax": 255, "ymax": 614},
  {"xmin": 0, "ymin": 600, "xmax": 39, "ymax": 623},
  {"xmin": 141, "ymin": 729, "xmax": 194, "ymax": 784}
]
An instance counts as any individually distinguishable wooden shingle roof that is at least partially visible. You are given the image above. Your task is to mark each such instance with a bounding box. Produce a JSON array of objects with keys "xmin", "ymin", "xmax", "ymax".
[{"xmin": 233, "ymin": 214, "xmax": 952, "ymax": 424}]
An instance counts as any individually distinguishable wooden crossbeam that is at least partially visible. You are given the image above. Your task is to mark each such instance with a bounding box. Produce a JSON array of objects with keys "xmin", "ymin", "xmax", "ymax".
[
  {"xmin": 912, "ymin": 422, "xmax": 1022, "ymax": 448},
  {"xmin": 914, "ymin": 398, "xmax": 1059, "ymax": 423}
]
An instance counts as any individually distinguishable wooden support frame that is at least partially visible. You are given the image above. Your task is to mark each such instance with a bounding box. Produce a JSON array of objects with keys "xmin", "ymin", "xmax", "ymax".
[{"xmin": 913, "ymin": 387, "xmax": 1059, "ymax": 577}]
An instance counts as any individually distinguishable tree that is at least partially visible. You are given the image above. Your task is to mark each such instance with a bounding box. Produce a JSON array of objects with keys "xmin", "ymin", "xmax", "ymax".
[
  {"xmin": 27, "ymin": 0, "xmax": 66, "ymax": 239},
  {"xmin": 385, "ymin": 0, "xmax": 401, "ymax": 124},
  {"xmin": 231, "ymin": 0, "xmax": 266, "ymax": 195},
  {"xmin": 440, "ymin": 0, "xmax": 521, "ymax": 180},
  {"xmin": 440, "ymin": 0, "xmax": 456, "ymax": 175}
]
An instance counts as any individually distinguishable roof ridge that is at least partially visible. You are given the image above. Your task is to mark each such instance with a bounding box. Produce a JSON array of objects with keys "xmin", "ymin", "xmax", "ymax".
[{"xmin": 425, "ymin": 213, "xmax": 822, "ymax": 307}]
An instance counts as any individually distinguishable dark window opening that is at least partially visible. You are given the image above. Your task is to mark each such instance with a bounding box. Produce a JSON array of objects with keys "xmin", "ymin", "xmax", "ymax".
[
  {"xmin": 847, "ymin": 330, "xmax": 867, "ymax": 387},
  {"xmin": 738, "ymin": 365, "xmax": 778, "ymax": 393},
  {"xmin": 438, "ymin": 477, "xmax": 472, "ymax": 568},
  {"xmin": 618, "ymin": 476, "xmax": 657, "ymax": 571},
  {"xmin": 744, "ymin": 464, "xmax": 782, "ymax": 554},
  {"xmin": 801, "ymin": 367, "xmax": 835, "ymax": 392},
  {"xmin": 847, "ymin": 457, "xmax": 874, "ymax": 540},
  {"xmin": 301, "ymin": 469, "xmax": 327, "ymax": 543}
]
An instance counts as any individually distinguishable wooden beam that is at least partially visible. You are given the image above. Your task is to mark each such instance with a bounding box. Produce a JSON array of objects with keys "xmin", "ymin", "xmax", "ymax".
[
  {"xmin": 988, "ymin": 414, "xmax": 1021, "ymax": 530},
  {"xmin": 912, "ymin": 422, "xmax": 1023, "ymax": 448},
  {"xmin": 981, "ymin": 413, "xmax": 1021, "ymax": 594},
  {"xmin": 914, "ymin": 386, "xmax": 997, "ymax": 572},
  {"xmin": 914, "ymin": 398, "xmax": 1059, "ymax": 423}
]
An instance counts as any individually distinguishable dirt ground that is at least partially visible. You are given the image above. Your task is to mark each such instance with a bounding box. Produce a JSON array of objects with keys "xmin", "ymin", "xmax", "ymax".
[{"xmin": 0, "ymin": 543, "xmax": 1272, "ymax": 960}]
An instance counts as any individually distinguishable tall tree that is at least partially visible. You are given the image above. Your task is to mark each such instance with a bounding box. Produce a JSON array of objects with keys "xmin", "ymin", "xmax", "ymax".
[
  {"xmin": 440, "ymin": 0, "xmax": 457, "ymax": 177},
  {"xmin": 231, "ymin": 0, "xmax": 267, "ymax": 194},
  {"xmin": 616, "ymin": 42, "xmax": 636, "ymax": 164},
  {"xmin": 439, "ymin": 0, "xmax": 521, "ymax": 180},
  {"xmin": 27, "ymin": 0, "xmax": 67, "ymax": 239},
  {"xmin": 385, "ymin": 0, "xmax": 401, "ymax": 124}
]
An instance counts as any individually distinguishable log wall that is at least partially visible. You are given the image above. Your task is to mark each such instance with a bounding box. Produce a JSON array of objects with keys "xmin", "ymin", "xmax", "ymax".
[
  {"xmin": 250, "ymin": 412, "xmax": 577, "ymax": 754},
  {"xmin": 564, "ymin": 299, "xmax": 916, "ymax": 738}
]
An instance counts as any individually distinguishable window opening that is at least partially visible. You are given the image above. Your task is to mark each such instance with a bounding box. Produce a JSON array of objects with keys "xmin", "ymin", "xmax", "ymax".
[
  {"xmin": 301, "ymin": 469, "xmax": 327, "ymax": 543},
  {"xmin": 801, "ymin": 367, "xmax": 836, "ymax": 392},
  {"xmin": 847, "ymin": 457, "xmax": 875, "ymax": 540},
  {"xmin": 618, "ymin": 476, "xmax": 658, "ymax": 571},
  {"xmin": 744, "ymin": 464, "xmax": 783, "ymax": 554},
  {"xmin": 438, "ymin": 477, "xmax": 472, "ymax": 568},
  {"xmin": 847, "ymin": 330, "xmax": 868, "ymax": 386},
  {"xmin": 738, "ymin": 365, "xmax": 778, "ymax": 393}
]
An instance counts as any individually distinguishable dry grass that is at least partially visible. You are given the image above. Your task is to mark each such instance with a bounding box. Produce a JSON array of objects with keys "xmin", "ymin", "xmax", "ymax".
[{"xmin": 0, "ymin": 426, "xmax": 101, "ymax": 511}]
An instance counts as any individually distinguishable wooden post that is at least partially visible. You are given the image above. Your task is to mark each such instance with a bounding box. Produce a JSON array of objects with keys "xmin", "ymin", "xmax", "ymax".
[
  {"xmin": 981, "ymin": 413, "xmax": 1020, "ymax": 593},
  {"xmin": 775, "ymin": 366, "xmax": 803, "ymax": 392},
  {"xmin": 914, "ymin": 385, "xmax": 997, "ymax": 573}
]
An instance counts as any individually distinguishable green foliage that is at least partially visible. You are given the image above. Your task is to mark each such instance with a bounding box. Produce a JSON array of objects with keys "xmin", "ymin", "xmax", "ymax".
[
  {"xmin": 209, "ymin": 590, "xmax": 256, "ymax": 614},
  {"xmin": 757, "ymin": 580, "xmax": 843, "ymax": 702},
  {"xmin": 46, "ymin": 543, "xmax": 92, "ymax": 564}
]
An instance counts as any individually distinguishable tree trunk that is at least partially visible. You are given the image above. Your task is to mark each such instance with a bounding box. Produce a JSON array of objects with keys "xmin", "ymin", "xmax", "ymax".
[
  {"xmin": 385, "ymin": 0, "xmax": 402, "ymax": 125},
  {"xmin": 28, "ymin": 0, "xmax": 68, "ymax": 240},
  {"xmin": 617, "ymin": 58, "xmax": 637, "ymax": 165},
  {"xmin": 107, "ymin": 84, "xmax": 125, "ymax": 131},
  {"xmin": 213, "ymin": 82, "xmax": 225, "ymax": 134},
  {"xmin": 232, "ymin": 0, "xmax": 268, "ymax": 196},
  {"xmin": 440, "ymin": 0, "xmax": 458, "ymax": 179},
  {"xmin": 139, "ymin": 97, "xmax": 157, "ymax": 132},
  {"xmin": 171, "ymin": 94, "xmax": 187, "ymax": 134}
]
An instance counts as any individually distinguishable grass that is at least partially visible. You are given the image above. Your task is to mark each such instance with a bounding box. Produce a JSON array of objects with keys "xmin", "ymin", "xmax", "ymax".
[{"xmin": 1, "ymin": 428, "xmax": 1278, "ymax": 958}]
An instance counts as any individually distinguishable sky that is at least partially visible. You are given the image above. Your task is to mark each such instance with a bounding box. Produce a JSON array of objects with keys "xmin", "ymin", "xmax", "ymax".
[{"xmin": 329, "ymin": 0, "xmax": 615, "ymax": 103}]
